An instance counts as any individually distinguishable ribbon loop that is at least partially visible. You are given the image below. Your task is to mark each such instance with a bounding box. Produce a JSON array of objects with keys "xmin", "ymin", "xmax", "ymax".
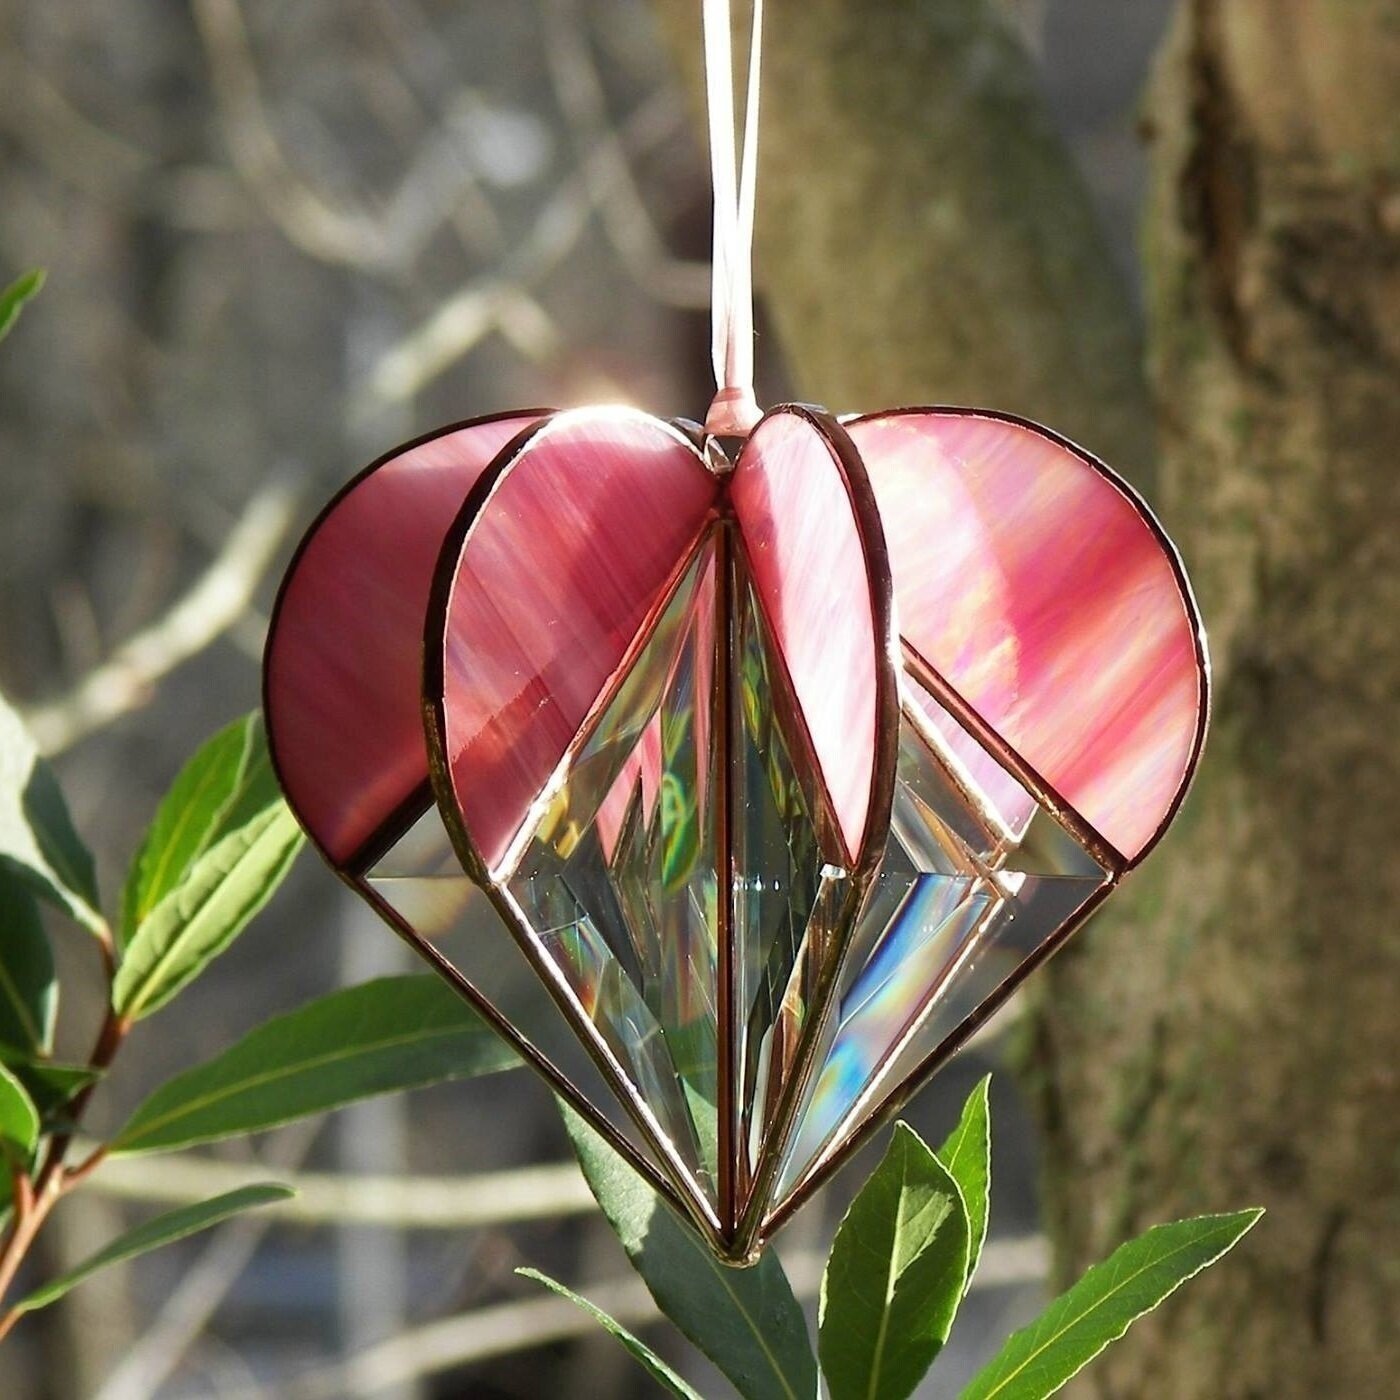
[{"xmin": 703, "ymin": 0, "xmax": 764, "ymax": 436}]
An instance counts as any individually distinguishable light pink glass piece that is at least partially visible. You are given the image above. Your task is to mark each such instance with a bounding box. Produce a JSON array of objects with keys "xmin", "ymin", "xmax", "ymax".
[
  {"xmin": 730, "ymin": 410, "xmax": 884, "ymax": 864},
  {"xmin": 436, "ymin": 409, "xmax": 718, "ymax": 874},
  {"xmin": 848, "ymin": 410, "xmax": 1204, "ymax": 862},
  {"xmin": 265, "ymin": 412, "xmax": 545, "ymax": 865}
]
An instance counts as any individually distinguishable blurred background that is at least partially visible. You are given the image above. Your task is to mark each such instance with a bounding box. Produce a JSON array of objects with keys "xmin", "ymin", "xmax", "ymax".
[{"xmin": 2, "ymin": 1, "xmax": 1395, "ymax": 1397}]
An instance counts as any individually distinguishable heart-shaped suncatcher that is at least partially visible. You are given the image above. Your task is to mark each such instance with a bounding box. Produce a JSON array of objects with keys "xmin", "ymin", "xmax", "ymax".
[{"xmin": 263, "ymin": 0, "xmax": 1206, "ymax": 1263}]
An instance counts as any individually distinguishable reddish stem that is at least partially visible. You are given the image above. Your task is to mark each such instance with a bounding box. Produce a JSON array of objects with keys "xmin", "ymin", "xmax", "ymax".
[{"xmin": 0, "ymin": 922, "xmax": 130, "ymax": 1342}]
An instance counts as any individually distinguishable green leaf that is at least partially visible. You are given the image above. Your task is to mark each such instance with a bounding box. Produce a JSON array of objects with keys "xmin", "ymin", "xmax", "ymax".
[
  {"xmin": 0, "ymin": 1062, "xmax": 40, "ymax": 1162},
  {"xmin": 936, "ymin": 1074, "xmax": 991, "ymax": 1292},
  {"xmin": 0, "ymin": 269, "xmax": 44, "ymax": 346},
  {"xmin": 0, "ymin": 1048, "xmax": 99, "ymax": 1118},
  {"xmin": 518, "ymin": 1267, "xmax": 704, "ymax": 1400},
  {"xmin": 120, "ymin": 713, "xmax": 279, "ymax": 947},
  {"xmin": 113, "ymin": 975, "xmax": 518, "ymax": 1153},
  {"xmin": 961, "ymin": 1209, "xmax": 1265, "ymax": 1400},
  {"xmin": 0, "ymin": 870, "xmax": 56, "ymax": 1054},
  {"xmin": 563, "ymin": 1104, "xmax": 817, "ymax": 1400},
  {"xmin": 0, "ymin": 691, "xmax": 102, "ymax": 933},
  {"xmin": 9, "ymin": 1182, "xmax": 293, "ymax": 1314},
  {"xmin": 819, "ymin": 1122, "xmax": 971, "ymax": 1400},
  {"xmin": 112, "ymin": 802, "xmax": 303, "ymax": 1020}
]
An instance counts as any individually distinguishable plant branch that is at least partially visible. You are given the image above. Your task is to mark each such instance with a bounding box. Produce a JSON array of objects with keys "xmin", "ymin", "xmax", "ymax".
[
  {"xmin": 82, "ymin": 1151, "xmax": 595, "ymax": 1229},
  {"xmin": 192, "ymin": 0, "xmax": 396, "ymax": 269},
  {"xmin": 22, "ymin": 474, "xmax": 299, "ymax": 754},
  {"xmin": 542, "ymin": 0, "xmax": 710, "ymax": 309},
  {"xmin": 360, "ymin": 86, "xmax": 686, "ymax": 406},
  {"xmin": 0, "ymin": 1179, "xmax": 53, "ymax": 1339},
  {"xmin": 92, "ymin": 1120, "xmax": 323, "ymax": 1400},
  {"xmin": 0, "ymin": 920, "xmax": 131, "ymax": 1340},
  {"xmin": 213, "ymin": 1236, "xmax": 1049, "ymax": 1397}
]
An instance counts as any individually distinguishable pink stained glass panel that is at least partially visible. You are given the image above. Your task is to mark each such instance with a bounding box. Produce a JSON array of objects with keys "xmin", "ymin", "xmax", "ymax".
[
  {"xmin": 434, "ymin": 408, "xmax": 719, "ymax": 874},
  {"xmin": 729, "ymin": 410, "xmax": 885, "ymax": 866},
  {"xmin": 265, "ymin": 412, "xmax": 546, "ymax": 866},
  {"xmin": 848, "ymin": 410, "xmax": 1205, "ymax": 862}
]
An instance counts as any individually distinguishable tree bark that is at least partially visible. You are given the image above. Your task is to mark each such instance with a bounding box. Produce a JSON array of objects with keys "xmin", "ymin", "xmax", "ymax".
[
  {"xmin": 652, "ymin": 0, "xmax": 1154, "ymax": 470},
  {"xmin": 1032, "ymin": 3, "xmax": 1400, "ymax": 1395},
  {"xmin": 655, "ymin": 1, "xmax": 1400, "ymax": 1394}
]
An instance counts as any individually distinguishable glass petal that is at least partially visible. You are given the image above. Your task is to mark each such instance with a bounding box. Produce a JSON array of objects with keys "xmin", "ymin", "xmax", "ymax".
[
  {"xmin": 848, "ymin": 409, "xmax": 1205, "ymax": 862},
  {"xmin": 730, "ymin": 409, "xmax": 886, "ymax": 866},
  {"xmin": 434, "ymin": 408, "xmax": 719, "ymax": 873},
  {"xmin": 265, "ymin": 412, "xmax": 546, "ymax": 866}
]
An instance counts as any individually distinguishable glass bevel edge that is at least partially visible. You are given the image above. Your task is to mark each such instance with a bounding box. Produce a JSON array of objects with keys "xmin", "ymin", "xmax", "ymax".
[
  {"xmin": 333, "ymin": 859, "xmax": 697, "ymax": 1234},
  {"xmin": 712, "ymin": 522, "xmax": 738, "ymax": 1234},
  {"xmin": 490, "ymin": 525, "xmax": 716, "ymax": 884},
  {"xmin": 902, "ymin": 644, "xmax": 1128, "ymax": 878},
  {"xmin": 767, "ymin": 692, "xmax": 1116, "ymax": 1212},
  {"xmin": 901, "ymin": 680, "xmax": 1028, "ymax": 854},
  {"xmin": 726, "ymin": 524, "xmax": 860, "ymax": 1219},
  {"xmin": 758, "ymin": 880, "xmax": 1114, "ymax": 1247}
]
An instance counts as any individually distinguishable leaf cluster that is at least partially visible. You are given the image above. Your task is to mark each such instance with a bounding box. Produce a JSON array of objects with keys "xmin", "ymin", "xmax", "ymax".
[
  {"xmin": 0, "ymin": 698, "xmax": 513, "ymax": 1332},
  {"xmin": 535, "ymin": 1080, "xmax": 1261, "ymax": 1400}
]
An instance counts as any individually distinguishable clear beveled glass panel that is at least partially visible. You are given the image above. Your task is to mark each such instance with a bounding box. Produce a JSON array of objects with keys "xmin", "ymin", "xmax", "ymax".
[
  {"xmin": 731, "ymin": 562, "xmax": 850, "ymax": 1191},
  {"xmin": 361, "ymin": 805, "xmax": 667, "ymax": 1188},
  {"xmin": 772, "ymin": 675, "xmax": 1111, "ymax": 1204},
  {"xmin": 505, "ymin": 542, "xmax": 721, "ymax": 1199}
]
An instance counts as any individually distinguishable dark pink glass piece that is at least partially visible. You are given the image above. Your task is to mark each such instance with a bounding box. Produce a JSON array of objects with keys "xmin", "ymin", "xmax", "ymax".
[
  {"xmin": 265, "ymin": 412, "xmax": 546, "ymax": 865},
  {"xmin": 848, "ymin": 410, "xmax": 1205, "ymax": 862},
  {"xmin": 435, "ymin": 409, "xmax": 719, "ymax": 874}
]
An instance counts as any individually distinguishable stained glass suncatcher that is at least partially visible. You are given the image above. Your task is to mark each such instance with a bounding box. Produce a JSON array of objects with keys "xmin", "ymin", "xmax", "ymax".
[{"xmin": 263, "ymin": 401, "xmax": 1207, "ymax": 1261}]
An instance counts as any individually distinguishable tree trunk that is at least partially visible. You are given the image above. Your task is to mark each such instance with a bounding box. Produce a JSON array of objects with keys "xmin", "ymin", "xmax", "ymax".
[
  {"xmin": 654, "ymin": 1, "xmax": 1400, "ymax": 1394},
  {"xmin": 1033, "ymin": 3, "xmax": 1400, "ymax": 1395}
]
